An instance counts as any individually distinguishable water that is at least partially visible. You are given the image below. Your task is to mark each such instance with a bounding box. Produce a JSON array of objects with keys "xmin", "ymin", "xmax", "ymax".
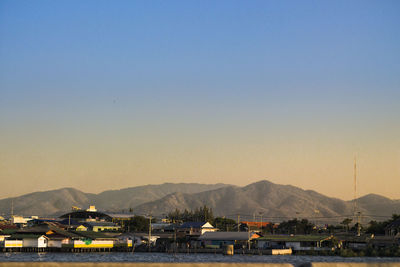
[{"xmin": 1, "ymin": 253, "xmax": 400, "ymax": 266}]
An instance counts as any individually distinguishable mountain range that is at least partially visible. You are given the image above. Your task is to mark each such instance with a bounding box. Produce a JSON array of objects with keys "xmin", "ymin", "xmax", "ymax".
[{"xmin": 1, "ymin": 180, "xmax": 399, "ymax": 224}]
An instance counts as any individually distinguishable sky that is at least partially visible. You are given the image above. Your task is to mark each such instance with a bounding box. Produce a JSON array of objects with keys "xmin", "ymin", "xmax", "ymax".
[{"xmin": 0, "ymin": 0, "xmax": 399, "ymax": 200}]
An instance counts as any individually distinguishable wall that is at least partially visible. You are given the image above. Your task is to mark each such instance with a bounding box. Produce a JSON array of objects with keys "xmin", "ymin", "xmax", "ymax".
[
  {"xmin": 48, "ymin": 240, "xmax": 62, "ymax": 248},
  {"xmin": 73, "ymin": 240, "xmax": 114, "ymax": 248},
  {"xmin": 3, "ymin": 240, "xmax": 23, "ymax": 248},
  {"xmin": 23, "ymin": 238, "xmax": 38, "ymax": 248}
]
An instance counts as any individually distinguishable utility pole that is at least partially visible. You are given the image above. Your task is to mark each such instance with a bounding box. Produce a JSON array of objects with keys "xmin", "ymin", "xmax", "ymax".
[
  {"xmin": 354, "ymin": 156, "xmax": 362, "ymax": 236},
  {"xmin": 248, "ymin": 221, "xmax": 251, "ymax": 250},
  {"xmin": 11, "ymin": 199, "xmax": 14, "ymax": 218},
  {"xmin": 148, "ymin": 215, "xmax": 152, "ymax": 252},
  {"xmin": 353, "ymin": 156, "xmax": 357, "ymax": 219},
  {"xmin": 237, "ymin": 214, "xmax": 240, "ymax": 232},
  {"xmin": 174, "ymin": 228, "xmax": 177, "ymax": 251}
]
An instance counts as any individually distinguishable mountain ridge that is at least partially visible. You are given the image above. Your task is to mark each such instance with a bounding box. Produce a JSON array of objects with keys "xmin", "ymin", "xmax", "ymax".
[
  {"xmin": 0, "ymin": 180, "xmax": 399, "ymax": 223},
  {"xmin": 0, "ymin": 183, "xmax": 230, "ymax": 216}
]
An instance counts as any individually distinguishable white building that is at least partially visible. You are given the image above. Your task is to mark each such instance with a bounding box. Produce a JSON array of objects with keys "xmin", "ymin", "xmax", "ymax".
[
  {"xmin": 12, "ymin": 216, "xmax": 38, "ymax": 225},
  {"xmin": 18, "ymin": 235, "xmax": 48, "ymax": 248},
  {"xmin": 2, "ymin": 239, "xmax": 23, "ymax": 248}
]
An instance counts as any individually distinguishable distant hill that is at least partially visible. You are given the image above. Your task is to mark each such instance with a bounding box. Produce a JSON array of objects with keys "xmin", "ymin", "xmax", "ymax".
[
  {"xmin": 90, "ymin": 183, "xmax": 229, "ymax": 211},
  {"xmin": 0, "ymin": 180, "xmax": 399, "ymax": 223},
  {"xmin": 356, "ymin": 194, "xmax": 400, "ymax": 217},
  {"xmin": 134, "ymin": 180, "xmax": 353, "ymax": 218},
  {"xmin": 133, "ymin": 180, "xmax": 400, "ymax": 223},
  {"xmin": 0, "ymin": 183, "xmax": 229, "ymax": 216},
  {"xmin": 0, "ymin": 188, "xmax": 94, "ymax": 216}
]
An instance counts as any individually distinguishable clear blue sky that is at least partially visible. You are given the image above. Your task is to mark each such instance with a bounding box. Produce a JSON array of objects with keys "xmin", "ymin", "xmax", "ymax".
[{"xmin": 0, "ymin": 0, "xmax": 399, "ymax": 199}]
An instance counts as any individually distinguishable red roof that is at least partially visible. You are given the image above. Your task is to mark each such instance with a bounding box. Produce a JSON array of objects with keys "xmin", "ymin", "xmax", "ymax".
[
  {"xmin": 241, "ymin": 221, "xmax": 275, "ymax": 228},
  {"xmin": 0, "ymin": 224, "xmax": 18, "ymax": 230}
]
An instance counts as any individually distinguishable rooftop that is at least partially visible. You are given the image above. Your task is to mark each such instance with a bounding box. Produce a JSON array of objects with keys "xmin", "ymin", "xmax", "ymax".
[
  {"xmin": 198, "ymin": 231, "xmax": 260, "ymax": 241},
  {"xmin": 83, "ymin": 221, "xmax": 119, "ymax": 227},
  {"xmin": 10, "ymin": 234, "xmax": 47, "ymax": 239},
  {"xmin": 258, "ymin": 235, "xmax": 332, "ymax": 242},
  {"xmin": 72, "ymin": 231, "xmax": 119, "ymax": 240},
  {"xmin": 179, "ymin": 222, "xmax": 213, "ymax": 228}
]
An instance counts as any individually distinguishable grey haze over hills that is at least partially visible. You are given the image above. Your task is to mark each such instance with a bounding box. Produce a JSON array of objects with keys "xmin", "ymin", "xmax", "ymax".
[{"xmin": 0, "ymin": 180, "xmax": 399, "ymax": 223}]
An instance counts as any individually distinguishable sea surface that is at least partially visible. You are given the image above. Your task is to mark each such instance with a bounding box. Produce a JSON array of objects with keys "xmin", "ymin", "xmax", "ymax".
[{"xmin": 1, "ymin": 252, "xmax": 400, "ymax": 266}]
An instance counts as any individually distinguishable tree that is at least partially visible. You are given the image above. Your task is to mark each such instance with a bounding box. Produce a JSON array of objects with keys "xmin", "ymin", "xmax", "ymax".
[
  {"xmin": 276, "ymin": 218, "xmax": 315, "ymax": 235},
  {"xmin": 366, "ymin": 214, "xmax": 400, "ymax": 235},
  {"xmin": 341, "ymin": 218, "xmax": 353, "ymax": 232},
  {"xmin": 166, "ymin": 205, "xmax": 214, "ymax": 223},
  {"xmin": 126, "ymin": 215, "xmax": 155, "ymax": 232},
  {"xmin": 326, "ymin": 224, "xmax": 335, "ymax": 234},
  {"xmin": 197, "ymin": 205, "xmax": 214, "ymax": 222},
  {"xmin": 213, "ymin": 217, "xmax": 237, "ymax": 231},
  {"xmin": 263, "ymin": 223, "xmax": 275, "ymax": 234},
  {"xmin": 167, "ymin": 209, "xmax": 182, "ymax": 223}
]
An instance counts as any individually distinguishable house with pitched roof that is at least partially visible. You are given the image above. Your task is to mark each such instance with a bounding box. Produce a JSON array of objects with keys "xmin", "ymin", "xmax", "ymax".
[
  {"xmin": 385, "ymin": 218, "xmax": 400, "ymax": 236},
  {"xmin": 198, "ymin": 231, "xmax": 260, "ymax": 248},
  {"xmin": 177, "ymin": 222, "xmax": 217, "ymax": 237}
]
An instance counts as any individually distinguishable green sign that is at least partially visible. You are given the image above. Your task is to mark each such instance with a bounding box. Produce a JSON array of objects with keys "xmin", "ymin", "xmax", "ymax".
[{"xmin": 83, "ymin": 239, "xmax": 92, "ymax": 245}]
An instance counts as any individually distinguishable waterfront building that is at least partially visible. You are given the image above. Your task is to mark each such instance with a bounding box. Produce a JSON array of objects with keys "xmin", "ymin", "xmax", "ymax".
[
  {"xmin": 257, "ymin": 235, "xmax": 335, "ymax": 251},
  {"xmin": 177, "ymin": 222, "xmax": 217, "ymax": 237},
  {"xmin": 385, "ymin": 218, "xmax": 400, "ymax": 236},
  {"xmin": 198, "ymin": 231, "xmax": 260, "ymax": 248},
  {"xmin": 10, "ymin": 234, "xmax": 48, "ymax": 248},
  {"xmin": 11, "ymin": 216, "xmax": 39, "ymax": 227},
  {"xmin": 2, "ymin": 239, "xmax": 23, "ymax": 248},
  {"xmin": 60, "ymin": 210, "xmax": 112, "ymax": 222},
  {"xmin": 83, "ymin": 221, "xmax": 121, "ymax": 232}
]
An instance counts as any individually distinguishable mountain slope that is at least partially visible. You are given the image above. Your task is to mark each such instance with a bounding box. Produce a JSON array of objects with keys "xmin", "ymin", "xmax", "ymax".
[
  {"xmin": 0, "ymin": 183, "xmax": 229, "ymax": 216},
  {"xmin": 356, "ymin": 194, "xmax": 400, "ymax": 217},
  {"xmin": 91, "ymin": 183, "xmax": 229, "ymax": 211},
  {"xmin": 0, "ymin": 188, "xmax": 93, "ymax": 216},
  {"xmin": 1, "ymin": 180, "xmax": 399, "ymax": 223},
  {"xmin": 134, "ymin": 180, "xmax": 400, "ymax": 223},
  {"xmin": 134, "ymin": 180, "xmax": 353, "ymax": 217}
]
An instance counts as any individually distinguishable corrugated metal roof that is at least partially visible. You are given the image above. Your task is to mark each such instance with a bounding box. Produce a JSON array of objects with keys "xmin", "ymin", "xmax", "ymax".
[
  {"xmin": 258, "ymin": 235, "xmax": 332, "ymax": 242},
  {"xmin": 106, "ymin": 213, "xmax": 134, "ymax": 218},
  {"xmin": 84, "ymin": 222, "xmax": 119, "ymax": 227},
  {"xmin": 179, "ymin": 222, "xmax": 212, "ymax": 228},
  {"xmin": 0, "ymin": 224, "xmax": 18, "ymax": 230},
  {"xmin": 10, "ymin": 234, "xmax": 47, "ymax": 239},
  {"xmin": 198, "ymin": 231, "xmax": 260, "ymax": 241}
]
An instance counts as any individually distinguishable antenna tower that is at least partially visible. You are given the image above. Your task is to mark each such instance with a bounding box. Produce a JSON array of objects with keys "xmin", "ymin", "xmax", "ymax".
[
  {"xmin": 353, "ymin": 156, "xmax": 357, "ymax": 215},
  {"xmin": 353, "ymin": 156, "xmax": 361, "ymax": 236},
  {"xmin": 11, "ymin": 199, "xmax": 14, "ymax": 218}
]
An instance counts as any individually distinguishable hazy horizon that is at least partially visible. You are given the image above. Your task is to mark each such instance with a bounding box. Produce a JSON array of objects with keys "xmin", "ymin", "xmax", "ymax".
[{"xmin": 1, "ymin": 1, "xmax": 399, "ymax": 200}]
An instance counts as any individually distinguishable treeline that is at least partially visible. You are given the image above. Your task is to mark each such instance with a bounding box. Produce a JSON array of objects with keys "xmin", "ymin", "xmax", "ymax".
[
  {"xmin": 123, "ymin": 215, "xmax": 156, "ymax": 232},
  {"xmin": 269, "ymin": 218, "xmax": 315, "ymax": 235},
  {"xmin": 167, "ymin": 206, "xmax": 237, "ymax": 231},
  {"xmin": 121, "ymin": 211, "xmax": 400, "ymax": 235},
  {"xmin": 268, "ymin": 214, "xmax": 400, "ymax": 235},
  {"xmin": 167, "ymin": 205, "xmax": 214, "ymax": 223},
  {"xmin": 166, "ymin": 207, "xmax": 322, "ymax": 234},
  {"xmin": 366, "ymin": 214, "xmax": 400, "ymax": 235}
]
